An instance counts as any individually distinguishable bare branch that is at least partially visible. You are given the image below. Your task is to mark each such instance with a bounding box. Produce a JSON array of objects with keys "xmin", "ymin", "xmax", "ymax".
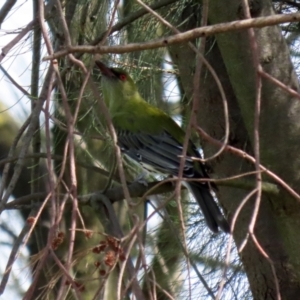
[
  {"xmin": 44, "ymin": 12, "xmax": 300, "ymax": 60},
  {"xmin": 0, "ymin": 0, "xmax": 17, "ymax": 26}
]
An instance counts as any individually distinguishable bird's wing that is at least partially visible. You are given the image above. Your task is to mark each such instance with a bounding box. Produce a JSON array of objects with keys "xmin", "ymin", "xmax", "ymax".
[{"xmin": 117, "ymin": 130, "xmax": 203, "ymax": 178}]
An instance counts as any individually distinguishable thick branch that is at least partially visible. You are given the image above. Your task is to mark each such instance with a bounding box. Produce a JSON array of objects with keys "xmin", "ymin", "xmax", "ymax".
[
  {"xmin": 5, "ymin": 176, "xmax": 279, "ymax": 210},
  {"xmin": 44, "ymin": 12, "xmax": 300, "ymax": 60}
]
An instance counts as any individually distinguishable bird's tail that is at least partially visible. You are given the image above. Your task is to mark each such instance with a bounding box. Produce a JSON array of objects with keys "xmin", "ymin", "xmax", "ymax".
[{"xmin": 188, "ymin": 182, "xmax": 230, "ymax": 233}]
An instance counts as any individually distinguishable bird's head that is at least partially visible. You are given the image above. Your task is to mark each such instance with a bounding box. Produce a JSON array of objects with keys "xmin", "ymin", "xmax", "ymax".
[{"xmin": 95, "ymin": 61, "xmax": 139, "ymax": 107}]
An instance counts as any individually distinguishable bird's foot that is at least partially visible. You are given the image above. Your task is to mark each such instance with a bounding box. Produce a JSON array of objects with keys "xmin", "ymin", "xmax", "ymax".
[{"xmin": 134, "ymin": 171, "xmax": 149, "ymax": 186}]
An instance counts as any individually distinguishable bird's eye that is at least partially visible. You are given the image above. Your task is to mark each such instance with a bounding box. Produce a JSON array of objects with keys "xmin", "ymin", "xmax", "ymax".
[{"xmin": 119, "ymin": 74, "xmax": 127, "ymax": 81}]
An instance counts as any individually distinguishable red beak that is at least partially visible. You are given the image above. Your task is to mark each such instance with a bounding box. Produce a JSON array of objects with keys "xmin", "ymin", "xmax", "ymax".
[{"xmin": 95, "ymin": 61, "xmax": 116, "ymax": 78}]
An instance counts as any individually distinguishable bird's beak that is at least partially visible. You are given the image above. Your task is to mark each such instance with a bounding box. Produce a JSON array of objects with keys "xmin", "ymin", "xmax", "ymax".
[{"xmin": 95, "ymin": 61, "xmax": 116, "ymax": 79}]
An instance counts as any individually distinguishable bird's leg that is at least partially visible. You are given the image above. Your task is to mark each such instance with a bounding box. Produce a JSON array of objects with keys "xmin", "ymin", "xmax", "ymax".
[{"xmin": 134, "ymin": 171, "xmax": 149, "ymax": 186}]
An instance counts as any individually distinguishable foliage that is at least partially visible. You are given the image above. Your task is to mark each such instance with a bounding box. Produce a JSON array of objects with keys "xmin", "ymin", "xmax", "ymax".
[{"xmin": 1, "ymin": 0, "xmax": 300, "ymax": 299}]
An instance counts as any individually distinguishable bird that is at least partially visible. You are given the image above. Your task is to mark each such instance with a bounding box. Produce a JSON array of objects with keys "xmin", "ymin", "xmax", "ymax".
[{"xmin": 95, "ymin": 61, "xmax": 230, "ymax": 233}]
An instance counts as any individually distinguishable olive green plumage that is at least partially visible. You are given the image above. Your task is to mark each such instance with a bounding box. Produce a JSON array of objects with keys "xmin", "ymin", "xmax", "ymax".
[{"xmin": 96, "ymin": 61, "xmax": 229, "ymax": 233}]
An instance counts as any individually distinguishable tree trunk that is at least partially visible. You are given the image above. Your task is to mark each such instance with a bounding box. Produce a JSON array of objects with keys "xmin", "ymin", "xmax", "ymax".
[{"xmin": 201, "ymin": 1, "xmax": 300, "ymax": 298}]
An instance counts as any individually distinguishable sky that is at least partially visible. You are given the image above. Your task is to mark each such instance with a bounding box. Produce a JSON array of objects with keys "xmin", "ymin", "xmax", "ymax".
[
  {"xmin": 0, "ymin": 0, "xmax": 35, "ymax": 121},
  {"xmin": 0, "ymin": 1, "xmax": 33, "ymax": 298}
]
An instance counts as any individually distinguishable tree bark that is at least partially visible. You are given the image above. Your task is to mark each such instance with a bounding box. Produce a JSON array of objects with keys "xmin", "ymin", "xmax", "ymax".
[
  {"xmin": 201, "ymin": 1, "xmax": 300, "ymax": 299},
  {"xmin": 170, "ymin": 0, "xmax": 300, "ymax": 298}
]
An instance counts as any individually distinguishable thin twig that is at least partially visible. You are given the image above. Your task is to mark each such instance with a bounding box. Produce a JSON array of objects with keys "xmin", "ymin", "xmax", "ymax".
[
  {"xmin": 0, "ymin": 0, "xmax": 56, "ymax": 62},
  {"xmin": 0, "ymin": 212, "xmax": 35, "ymax": 295},
  {"xmin": 217, "ymin": 188, "xmax": 258, "ymax": 299},
  {"xmin": 0, "ymin": 66, "xmax": 54, "ymax": 212},
  {"xmin": 196, "ymin": 126, "xmax": 300, "ymax": 201}
]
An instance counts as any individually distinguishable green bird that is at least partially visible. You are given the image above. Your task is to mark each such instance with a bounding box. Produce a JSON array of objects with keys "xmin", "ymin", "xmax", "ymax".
[{"xmin": 96, "ymin": 61, "xmax": 229, "ymax": 233}]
